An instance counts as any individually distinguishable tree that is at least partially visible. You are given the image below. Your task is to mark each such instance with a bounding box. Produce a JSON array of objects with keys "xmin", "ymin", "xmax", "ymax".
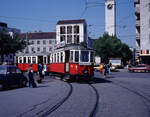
[
  {"xmin": 94, "ymin": 33, "xmax": 132, "ymax": 64},
  {"xmin": 0, "ymin": 32, "xmax": 26, "ymax": 64}
]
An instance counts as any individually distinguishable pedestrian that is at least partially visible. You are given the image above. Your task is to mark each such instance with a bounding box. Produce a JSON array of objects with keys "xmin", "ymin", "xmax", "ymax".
[
  {"xmin": 28, "ymin": 66, "xmax": 37, "ymax": 88},
  {"xmin": 104, "ymin": 63, "xmax": 109, "ymax": 78},
  {"xmin": 108, "ymin": 62, "xmax": 112, "ymax": 74},
  {"xmin": 100, "ymin": 63, "xmax": 104, "ymax": 75},
  {"xmin": 37, "ymin": 63, "xmax": 42, "ymax": 83}
]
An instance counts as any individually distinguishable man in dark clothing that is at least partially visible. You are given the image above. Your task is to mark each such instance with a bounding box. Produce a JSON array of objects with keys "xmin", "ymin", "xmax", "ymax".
[{"xmin": 28, "ymin": 69, "xmax": 37, "ymax": 88}]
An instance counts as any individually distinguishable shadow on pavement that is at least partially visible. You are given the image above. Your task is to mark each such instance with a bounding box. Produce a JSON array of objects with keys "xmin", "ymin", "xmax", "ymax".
[{"xmin": 92, "ymin": 77, "xmax": 112, "ymax": 84}]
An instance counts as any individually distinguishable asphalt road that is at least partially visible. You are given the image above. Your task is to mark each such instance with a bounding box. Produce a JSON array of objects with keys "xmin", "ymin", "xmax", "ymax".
[{"xmin": 0, "ymin": 69, "xmax": 150, "ymax": 117}]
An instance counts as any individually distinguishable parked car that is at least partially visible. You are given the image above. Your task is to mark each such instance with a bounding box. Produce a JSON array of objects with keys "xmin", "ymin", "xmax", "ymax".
[
  {"xmin": 0, "ymin": 65, "xmax": 28, "ymax": 90},
  {"xmin": 128, "ymin": 64, "xmax": 150, "ymax": 73}
]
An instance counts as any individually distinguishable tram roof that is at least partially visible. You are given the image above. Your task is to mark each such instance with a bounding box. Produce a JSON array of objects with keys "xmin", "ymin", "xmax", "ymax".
[{"xmin": 53, "ymin": 45, "xmax": 93, "ymax": 53}]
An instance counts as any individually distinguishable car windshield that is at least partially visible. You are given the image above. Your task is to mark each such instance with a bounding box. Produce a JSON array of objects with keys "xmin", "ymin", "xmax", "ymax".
[{"xmin": 0, "ymin": 67, "xmax": 7, "ymax": 74}]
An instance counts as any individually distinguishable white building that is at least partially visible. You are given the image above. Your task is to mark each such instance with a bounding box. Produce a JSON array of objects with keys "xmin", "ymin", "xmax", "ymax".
[
  {"xmin": 134, "ymin": 0, "xmax": 150, "ymax": 64},
  {"xmin": 17, "ymin": 32, "xmax": 56, "ymax": 55},
  {"xmin": 105, "ymin": 0, "xmax": 116, "ymax": 36},
  {"xmin": 56, "ymin": 19, "xmax": 88, "ymax": 45}
]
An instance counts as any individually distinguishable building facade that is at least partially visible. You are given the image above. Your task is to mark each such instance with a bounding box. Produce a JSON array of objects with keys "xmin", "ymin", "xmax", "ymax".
[
  {"xmin": 0, "ymin": 22, "xmax": 20, "ymax": 64},
  {"xmin": 17, "ymin": 32, "xmax": 56, "ymax": 56},
  {"xmin": 105, "ymin": 0, "xmax": 116, "ymax": 36},
  {"xmin": 134, "ymin": 0, "xmax": 150, "ymax": 64},
  {"xmin": 56, "ymin": 19, "xmax": 88, "ymax": 46}
]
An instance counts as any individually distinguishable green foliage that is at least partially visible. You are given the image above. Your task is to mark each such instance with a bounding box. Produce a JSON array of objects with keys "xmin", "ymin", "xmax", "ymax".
[
  {"xmin": 0, "ymin": 32, "xmax": 26, "ymax": 63},
  {"xmin": 94, "ymin": 33, "xmax": 132, "ymax": 63}
]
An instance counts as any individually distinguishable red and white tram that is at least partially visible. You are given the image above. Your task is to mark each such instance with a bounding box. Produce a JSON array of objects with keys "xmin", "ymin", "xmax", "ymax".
[
  {"xmin": 15, "ymin": 53, "xmax": 50, "ymax": 72},
  {"xmin": 49, "ymin": 45, "xmax": 94, "ymax": 79}
]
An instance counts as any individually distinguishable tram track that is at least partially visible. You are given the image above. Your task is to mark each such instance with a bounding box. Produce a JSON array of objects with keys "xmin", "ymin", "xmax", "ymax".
[
  {"xmin": 40, "ymin": 81, "xmax": 73, "ymax": 117},
  {"xmin": 88, "ymin": 83, "xmax": 99, "ymax": 117},
  {"xmin": 17, "ymin": 79, "xmax": 73, "ymax": 117},
  {"xmin": 112, "ymin": 80, "xmax": 150, "ymax": 117}
]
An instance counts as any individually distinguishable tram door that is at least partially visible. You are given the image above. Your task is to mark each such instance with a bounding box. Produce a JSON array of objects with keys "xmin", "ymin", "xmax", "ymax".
[
  {"xmin": 65, "ymin": 51, "xmax": 70, "ymax": 73},
  {"xmin": 38, "ymin": 56, "xmax": 43, "ymax": 64}
]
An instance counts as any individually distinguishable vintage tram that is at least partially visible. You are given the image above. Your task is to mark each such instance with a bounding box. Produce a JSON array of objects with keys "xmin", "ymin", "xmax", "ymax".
[
  {"xmin": 15, "ymin": 53, "xmax": 50, "ymax": 72},
  {"xmin": 49, "ymin": 44, "xmax": 94, "ymax": 80}
]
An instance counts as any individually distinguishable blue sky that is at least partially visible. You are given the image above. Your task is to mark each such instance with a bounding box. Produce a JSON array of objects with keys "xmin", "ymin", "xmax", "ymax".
[{"xmin": 0, "ymin": 0, "xmax": 135, "ymax": 47}]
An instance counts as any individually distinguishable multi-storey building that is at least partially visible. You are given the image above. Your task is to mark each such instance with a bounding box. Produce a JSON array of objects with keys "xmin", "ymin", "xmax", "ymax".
[
  {"xmin": 56, "ymin": 19, "xmax": 87, "ymax": 45},
  {"xmin": 135, "ymin": 0, "xmax": 150, "ymax": 64},
  {"xmin": 16, "ymin": 32, "xmax": 56, "ymax": 56},
  {"xmin": 0, "ymin": 22, "xmax": 20, "ymax": 64}
]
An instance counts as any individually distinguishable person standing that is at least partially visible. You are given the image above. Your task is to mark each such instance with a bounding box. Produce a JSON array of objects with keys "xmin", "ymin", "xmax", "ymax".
[
  {"xmin": 104, "ymin": 63, "xmax": 109, "ymax": 78},
  {"xmin": 37, "ymin": 63, "xmax": 42, "ymax": 83},
  {"xmin": 100, "ymin": 63, "xmax": 104, "ymax": 75},
  {"xmin": 28, "ymin": 67, "xmax": 37, "ymax": 88}
]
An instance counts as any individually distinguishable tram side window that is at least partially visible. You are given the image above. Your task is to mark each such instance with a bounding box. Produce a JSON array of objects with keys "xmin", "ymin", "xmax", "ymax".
[
  {"xmin": 54, "ymin": 54, "xmax": 56, "ymax": 63},
  {"xmin": 28, "ymin": 57, "xmax": 31, "ymax": 64},
  {"xmin": 24, "ymin": 57, "xmax": 26, "ymax": 63},
  {"xmin": 57, "ymin": 53, "xmax": 59, "ymax": 63},
  {"xmin": 70, "ymin": 51, "xmax": 73, "ymax": 62},
  {"xmin": 75, "ymin": 51, "xmax": 79, "ymax": 62},
  {"xmin": 44, "ymin": 57, "xmax": 47, "ymax": 64},
  {"xmin": 81, "ymin": 51, "xmax": 89, "ymax": 62},
  {"xmin": 60, "ymin": 52, "xmax": 63, "ymax": 63},
  {"xmin": 19, "ymin": 57, "xmax": 22, "ymax": 63},
  {"xmin": 32, "ymin": 57, "xmax": 36, "ymax": 64}
]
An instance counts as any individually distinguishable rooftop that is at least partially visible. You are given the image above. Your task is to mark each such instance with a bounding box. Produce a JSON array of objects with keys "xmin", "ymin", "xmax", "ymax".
[
  {"xmin": 57, "ymin": 19, "xmax": 86, "ymax": 25},
  {"xmin": 19, "ymin": 32, "xmax": 56, "ymax": 39}
]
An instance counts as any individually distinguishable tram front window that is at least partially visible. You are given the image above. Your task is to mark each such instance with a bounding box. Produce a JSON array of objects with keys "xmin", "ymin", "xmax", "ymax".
[{"xmin": 81, "ymin": 51, "xmax": 89, "ymax": 62}]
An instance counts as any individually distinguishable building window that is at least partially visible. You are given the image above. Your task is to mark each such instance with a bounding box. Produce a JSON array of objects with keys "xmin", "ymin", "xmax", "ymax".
[
  {"xmin": 74, "ymin": 35, "xmax": 79, "ymax": 44},
  {"xmin": 60, "ymin": 26, "xmax": 66, "ymax": 34},
  {"xmin": 67, "ymin": 26, "xmax": 72, "ymax": 34},
  {"xmin": 43, "ymin": 47, "xmax": 46, "ymax": 52},
  {"xmin": 149, "ymin": 3, "xmax": 150, "ymax": 12},
  {"xmin": 74, "ymin": 25, "xmax": 79, "ymax": 34},
  {"xmin": 60, "ymin": 35, "xmax": 66, "ymax": 42},
  {"xmin": 31, "ymin": 47, "xmax": 34, "ymax": 52},
  {"xmin": 30, "ymin": 40, "xmax": 34, "ymax": 44},
  {"xmin": 37, "ymin": 47, "xmax": 40, "ymax": 51},
  {"xmin": 67, "ymin": 35, "xmax": 72, "ymax": 44},
  {"xmin": 37, "ymin": 40, "xmax": 40, "ymax": 44},
  {"xmin": 49, "ymin": 47, "xmax": 52, "ymax": 51},
  {"xmin": 43, "ymin": 40, "xmax": 46, "ymax": 44},
  {"xmin": 149, "ymin": 35, "xmax": 150, "ymax": 44},
  {"xmin": 49, "ymin": 40, "xmax": 52, "ymax": 44}
]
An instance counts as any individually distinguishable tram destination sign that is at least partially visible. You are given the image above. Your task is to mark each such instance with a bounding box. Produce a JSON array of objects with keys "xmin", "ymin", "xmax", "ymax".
[{"xmin": 54, "ymin": 41, "xmax": 65, "ymax": 49}]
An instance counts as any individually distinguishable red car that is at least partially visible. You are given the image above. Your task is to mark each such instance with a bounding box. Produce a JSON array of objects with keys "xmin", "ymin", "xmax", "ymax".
[{"xmin": 128, "ymin": 64, "xmax": 150, "ymax": 73}]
